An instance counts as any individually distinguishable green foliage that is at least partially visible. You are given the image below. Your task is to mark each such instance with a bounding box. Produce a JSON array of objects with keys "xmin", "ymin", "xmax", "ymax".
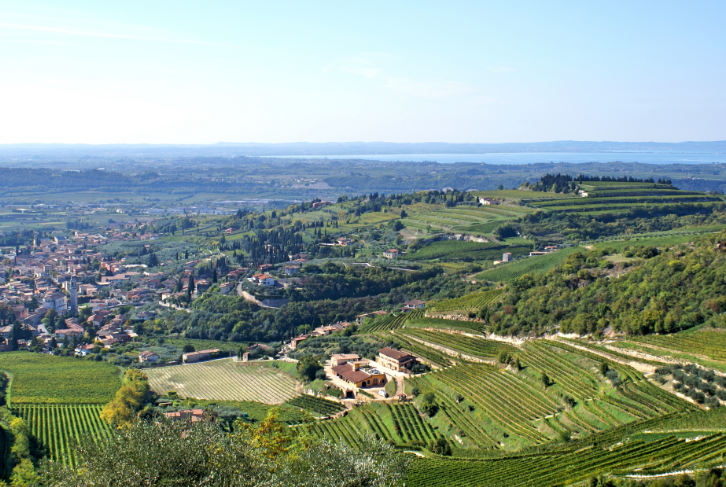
[
  {"xmin": 517, "ymin": 202, "xmax": 726, "ymax": 241},
  {"xmin": 39, "ymin": 416, "xmax": 411, "ymax": 486},
  {"xmin": 0, "ymin": 353, "xmax": 121, "ymax": 404},
  {"xmin": 427, "ymin": 437, "xmax": 451, "ymax": 456},
  {"xmin": 296, "ymin": 355, "xmax": 322, "ymax": 383},
  {"xmin": 484, "ymin": 233, "xmax": 726, "ymax": 336},
  {"xmin": 100, "ymin": 369, "xmax": 149, "ymax": 426}
]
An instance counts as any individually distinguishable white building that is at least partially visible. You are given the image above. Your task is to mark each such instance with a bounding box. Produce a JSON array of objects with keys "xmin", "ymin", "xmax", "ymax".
[
  {"xmin": 42, "ymin": 292, "xmax": 68, "ymax": 315},
  {"xmin": 383, "ymin": 249, "xmax": 399, "ymax": 259}
]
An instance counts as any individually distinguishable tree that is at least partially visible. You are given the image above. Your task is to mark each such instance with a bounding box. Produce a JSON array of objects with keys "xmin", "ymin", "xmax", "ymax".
[
  {"xmin": 420, "ymin": 392, "xmax": 438, "ymax": 416},
  {"xmin": 427, "ymin": 437, "xmax": 451, "ymax": 456},
  {"xmin": 599, "ymin": 362, "xmax": 610, "ymax": 376},
  {"xmin": 10, "ymin": 458, "xmax": 39, "ymax": 487},
  {"xmin": 541, "ymin": 372, "xmax": 552, "ymax": 388},
  {"xmin": 147, "ymin": 253, "xmax": 158, "ymax": 268},
  {"xmin": 182, "ymin": 344, "xmax": 195, "ymax": 353},
  {"xmin": 187, "ymin": 275, "xmax": 195, "ymax": 300},
  {"xmin": 100, "ymin": 370, "xmax": 149, "ymax": 426},
  {"xmin": 40, "ymin": 417, "xmax": 411, "ymax": 487},
  {"xmin": 296, "ymin": 355, "xmax": 322, "ymax": 382}
]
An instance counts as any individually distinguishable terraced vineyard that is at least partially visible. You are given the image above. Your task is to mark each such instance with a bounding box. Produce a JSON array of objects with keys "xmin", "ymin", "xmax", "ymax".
[
  {"xmin": 474, "ymin": 246, "xmax": 583, "ymax": 282},
  {"xmin": 305, "ymin": 403, "xmax": 439, "ymax": 447},
  {"xmin": 428, "ymin": 289, "xmax": 503, "ymax": 313},
  {"xmin": 406, "ymin": 433, "xmax": 726, "ymax": 486},
  {"xmin": 400, "ymin": 329, "xmax": 516, "ymax": 361},
  {"xmin": 145, "ymin": 360, "xmax": 298, "ymax": 404},
  {"xmin": 13, "ymin": 404, "xmax": 113, "ymax": 466},
  {"xmin": 286, "ymin": 394, "xmax": 345, "ymax": 416},
  {"xmin": 410, "ymin": 364, "xmax": 558, "ymax": 445},
  {"xmin": 393, "ymin": 334, "xmax": 453, "ymax": 368},
  {"xmin": 405, "ymin": 316, "xmax": 487, "ymax": 334},
  {"xmin": 523, "ymin": 183, "xmax": 723, "ymax": 216},
  {"xmin": 627, "ymin": 328, "xmax": 726, "ymax": 364},
  {"xmin": 360, "ymin": 310, "xmax": 423, "ymax": 332}
]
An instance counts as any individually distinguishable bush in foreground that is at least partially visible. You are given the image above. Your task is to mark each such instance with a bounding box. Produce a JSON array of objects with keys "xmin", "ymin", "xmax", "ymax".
[{"xmin": 39, "ymin": 410, "xmax": 410, "ymax": 487}]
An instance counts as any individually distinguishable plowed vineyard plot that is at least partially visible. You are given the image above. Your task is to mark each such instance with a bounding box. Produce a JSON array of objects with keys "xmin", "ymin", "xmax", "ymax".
[
  {"xmin": 146, "ymin": 360, "xmax": 299, "ymax": 404},
  {"xmin": 13, "ymin": 404, "xmax": 112, "ymax": 466}
]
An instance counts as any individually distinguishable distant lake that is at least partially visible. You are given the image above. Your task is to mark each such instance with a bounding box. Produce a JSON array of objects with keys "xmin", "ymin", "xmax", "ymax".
[{"xmin": 265, "ymin": 151, "xmax": 726, "ymax": 165}]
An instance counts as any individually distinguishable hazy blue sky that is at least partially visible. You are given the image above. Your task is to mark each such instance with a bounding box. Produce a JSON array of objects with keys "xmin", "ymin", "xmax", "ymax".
[{"xmin": 1, "ymin": 1, "xmax": 724, "ymax": 144}]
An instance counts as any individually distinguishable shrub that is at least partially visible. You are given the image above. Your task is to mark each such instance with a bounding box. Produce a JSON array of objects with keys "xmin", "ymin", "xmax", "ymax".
[{"xmin": 427, "ymin": 437, "xmax": 451, "ymax": 456}]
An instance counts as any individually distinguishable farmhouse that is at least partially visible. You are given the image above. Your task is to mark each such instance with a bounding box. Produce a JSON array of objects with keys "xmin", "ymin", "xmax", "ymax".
[
  {"xmin": 249, "ymin": 273, "xmax": 275, "ymax": 286},
  {"xmin": 164, "ymin": 409, "xmax": 205, "ymax": 422},
  {"xmin": 330, "ymin": 353, "xmax": 360, "ymax": 367},
  {"xmin": 283, "ymin": 265, "xmax": 301, "ymax": 275},
  {"xmin": 383, "ymin": 249, "xmax": 399, "ymax": 259},
  {"xmin": 139, "ymin": 350, "xmax": 160, "ymax": 363},
  {"xmin": 182, "ymin": 349, "xmax": 219, "ymax": 363},
  {"xmin": 377, "ymin": 347, "xmax": 417, "ymax": 373},
  {"xmin": 402, "ymin": 299, "xmax": 426, "ymax": 312},
  {"xmin": 290, "ymin": 334, "xmax": 310, "ymax": 350},
  {"xmin": 502, "ymin": 252, "xmax": 512, "ymax": 262},
  {"xmin": 331, "ymin": 362, "xmax": 386, "ymax": 388},
  {"xmin": 219, "ymin": 282, "xmax": 235, "ymax": 295}
]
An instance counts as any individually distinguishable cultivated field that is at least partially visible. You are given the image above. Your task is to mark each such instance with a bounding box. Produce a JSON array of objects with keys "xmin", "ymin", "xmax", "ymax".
[
  {"xmin": 145, "ymin": 359, "xmax": 299, "ymax": 404},
  {"xmin": 474, "ymin": 246, "xmax": 583, "ymax": 282},
  {"xmin": 428, "ymin": 288, "xmax": 503, "ymax": 313},
  {"xmin": 13, "ymin": 404, "xmax": 113, "ymax": 466},
  {"xmin": 0, "ymin": 352, "xmax": 121, "ymax": 404}
]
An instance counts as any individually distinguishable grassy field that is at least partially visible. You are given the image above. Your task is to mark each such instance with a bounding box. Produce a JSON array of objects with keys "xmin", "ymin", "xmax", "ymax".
[
  {"xmin": 407, "ymin": 240, "xmax": 531, "ymax": 262},
  {"xmin": 145, "ymin": 359, "xmax": 299, "ymax": 404},
  {"xmin": 474, "ymin": 246, "xmax": 583, "ymax": 282},
  {"xmin": 0, "ymin": 353, "xmax": 122, "ymax": 404}
]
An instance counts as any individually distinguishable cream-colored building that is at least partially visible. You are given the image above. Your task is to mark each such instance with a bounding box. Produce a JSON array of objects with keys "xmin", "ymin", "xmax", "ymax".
[{"xmin": 377, "ymin": 347, "xmax": 417, "ymax": 373}]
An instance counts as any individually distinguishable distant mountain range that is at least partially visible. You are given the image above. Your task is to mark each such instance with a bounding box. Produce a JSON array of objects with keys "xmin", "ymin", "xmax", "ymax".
[{"xmin": 0, "ymin": 141, "xmax": 725, "ymax": 160}]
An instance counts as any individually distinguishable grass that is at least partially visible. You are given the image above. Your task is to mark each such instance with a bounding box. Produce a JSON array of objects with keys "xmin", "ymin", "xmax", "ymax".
[
  {"xmin": 0, "ymin": 352, "xmax": 122, "ymax": 404},
  {"xmin": 145, "ymin": 359, "xmax": 299, "ymax": 404},
  {"xmin": 407, "ymin": 241, "xmax": 530, "ymax": 262},
  {"xmin": 473, "ymin": 246, "xmax": 583, "ymax": 282}
]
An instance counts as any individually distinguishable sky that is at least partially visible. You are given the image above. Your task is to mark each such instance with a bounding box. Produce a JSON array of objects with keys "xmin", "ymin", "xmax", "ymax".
[{"xmin": 0, "ymin": 1, "xmax": 724, "ymax": 144}]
